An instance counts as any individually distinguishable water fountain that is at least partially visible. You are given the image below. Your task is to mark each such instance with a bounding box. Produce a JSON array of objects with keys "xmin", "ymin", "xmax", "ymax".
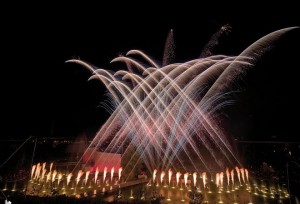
[
  {"xmin": 23, "ymin": 161, "xmax": 292, "ymax": 203},
  {"xmin": 20, "ymin": 26, "xmax": 298, "ymax": 203}
]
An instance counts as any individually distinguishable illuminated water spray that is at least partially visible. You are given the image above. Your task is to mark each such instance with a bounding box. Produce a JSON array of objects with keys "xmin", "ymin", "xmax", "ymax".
[
  {"xmin": 168, "ymin": 169, "xmax": 173, "ymax": 185},
  {"xmin": 226, "ymin": 168, "xmax": 230, "ymax": 187},
  {"xmin": 245, "ymin": 168, "xmax": 249, "ymax": 182},
  {"xmin": 76, "ymin": 170, "xmax": 84, "ymax": 185},
  {"xmin": 52, "ymin": 170, "xmax": 57, "ymax": 183},
  {"xmin": 95, "ymin": 167, "xmax": 99, "ymax": 184},
  {"xmin": 85, "ymin": 171, "xmax": 90, "ymax": 185},
  {"xmin": 103, "ymin": 167, "xmax": 107, "ymax": 183},
  {"xmin": 31, "ymin": 165, "xmax": 36, "ymax": 179},
  {"xmin": 240, "ymin": 168, "xmax": 245, "ymax": 184},
  {"xmin": 57, "ymin": 173, "xmax": 62, "ymax": 185},
  {"xmin": 49, "ymin": 162, "xmax": 53, "ymax": 172},
  {"xmin": 193, "ymin": 172, "xmax": 197, "ymax": 187},
  {"xmin": 110, "ymin": 167, "xmax": 114, "ymax": 182},
  {"xmin": 176, "ymin": 172, "xmax": 181, "ymax": 186},
  {"xmin": 230, "ymin": 169, "xmax": 234, "ymax": 187},
  {"xmin": 46, "ymin": 172, "xmax": 51, "ymax": 183},
  {"xmin": 42, "ymin": 162, "xmax": 46, "ymax": 171},
  {"xmin": 220, "ymin": 172, "xmax": 224, "ymax": 188},
  {"xmin": 34, "ymin": 163, "xmax": 41, "ymax": 179},
  {"xmin": 41, "ymin": 168, "xmax": 47, "ymax": 181},
  {"xmin": 153, "ymin": 169, "xmax": 157, "ymax": 183},
  {"xmin": 216, "ymin": 173, "xmax": 220, "ymax": 187},
  {"xmin": 160, "ymin": 171, "xmax": 165, "ymax": 184},
  {"xmin": 184, "ymin": 173, "xmax": 189, "ymax": 187},
  {"xmin": 118, "ymin": 167, "xmax": 122, "ymax": 182},
  {"xmin": 202, "ymin": 172, "xmax": 207, "ymax": 188},
  {"xmin": 67, "ymin": 173, "xmax": 73, "ymax": 186},
  {"xmin": 235, "ymin": 166, "xmax": 241, "ymax": 185}
]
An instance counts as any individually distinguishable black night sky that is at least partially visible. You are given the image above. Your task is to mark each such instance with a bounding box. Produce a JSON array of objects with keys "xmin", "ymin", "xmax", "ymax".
[{"xmin": 1, "ymin": 4, "xmax": 300, "ymax": 144}]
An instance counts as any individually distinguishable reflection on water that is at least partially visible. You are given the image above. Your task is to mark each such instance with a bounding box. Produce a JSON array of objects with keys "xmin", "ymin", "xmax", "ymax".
[
  {"xmin": 105, "ymin": 183, "xmax": 192, "ymax": 203},
  {"xmin": 104, "ymin": 182, "xmax": 290, "ymax": 204}
]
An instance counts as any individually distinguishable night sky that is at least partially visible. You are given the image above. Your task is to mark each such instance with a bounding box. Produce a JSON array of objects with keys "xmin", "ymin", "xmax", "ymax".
[{"xmin": 1, "ymin": 4, "xmax": 299, "ymax": 143}]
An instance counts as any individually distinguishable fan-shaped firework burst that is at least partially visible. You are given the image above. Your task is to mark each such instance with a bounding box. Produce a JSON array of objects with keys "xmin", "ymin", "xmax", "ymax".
[{"xmin": 68, "ymin": 26, "xmax": 298, "ymax": 180}]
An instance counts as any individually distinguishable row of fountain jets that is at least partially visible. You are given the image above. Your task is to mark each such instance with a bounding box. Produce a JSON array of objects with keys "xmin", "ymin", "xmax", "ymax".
[
  {"xmin": 31, "ymin": 162, "xmax": 122, "ymax": 186},
  {"xmin": 31, "ymin": 162, "xmax": 249, "ymax": 188},
  {"xmin": 152, "ymin": 167, "xmax": 249, "ymax": 188}
]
